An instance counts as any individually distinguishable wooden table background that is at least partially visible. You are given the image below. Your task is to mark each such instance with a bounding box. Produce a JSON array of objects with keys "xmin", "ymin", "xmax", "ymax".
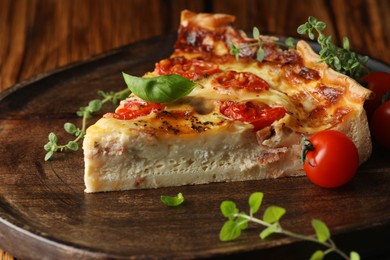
[{"xmin": 0, "ymin": 0, "xmax": 389, "ymax": 259}]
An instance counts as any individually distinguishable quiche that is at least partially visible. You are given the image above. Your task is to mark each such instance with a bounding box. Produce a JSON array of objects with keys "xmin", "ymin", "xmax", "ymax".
[{"xmin": 83, "ymin": 10, "xmax": 372, "ymax": 193}]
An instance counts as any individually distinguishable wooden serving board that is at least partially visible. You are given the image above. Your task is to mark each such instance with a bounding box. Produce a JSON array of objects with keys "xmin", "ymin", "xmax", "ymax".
[{"xmin": 0, "ymin": 35, "xmax": 390, "ymax": 259}]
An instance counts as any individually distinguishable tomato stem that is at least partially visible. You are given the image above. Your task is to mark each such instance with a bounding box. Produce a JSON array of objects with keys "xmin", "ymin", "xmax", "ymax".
[
  {"xmin": 381, "ymin": 90, "xmax": 390, "ymax": 104},
  {"xmin": 301, "ymin": 138, "xmax": 315, "ymax": 167}
]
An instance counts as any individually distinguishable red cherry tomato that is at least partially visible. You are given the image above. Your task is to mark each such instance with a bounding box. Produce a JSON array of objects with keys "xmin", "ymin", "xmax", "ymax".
[
  {"xmin": 154, "ymin": 56, "xmax": 220, "ymax": 80},
  {"xmin": 370, "ymin": 100, "xmax": 390, "ymax": 149},
  {"xmin": 302, "ymin": 130, "xmax": 359, "ymax": 188},
  {"xmin": 362, "ymin": 72, "xmax": 390, "ymax": 118},
  {"xmin": 104, "ymin": 100, "xmax": 164, "ymax": 120},
  {"xmin": 219, "ymin": 101, "xmax": 286, "ymax": 131}
]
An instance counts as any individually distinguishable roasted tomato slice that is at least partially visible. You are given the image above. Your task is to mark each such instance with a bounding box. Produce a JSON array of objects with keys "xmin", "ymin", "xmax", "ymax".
[
  {"xmin": 219, "ymin": 101, "xmax": 286, "ymax": 131},
  {"xmin": 214, "ymin": 71, "xmax": 270, "ymax": 93},
  {"xmin": 154, "ymin": 56, "xmax": 220, "ymax": 80},
  {"xmin": 105, "ymin": 100, "xmax": 164, "ymax": 120}
]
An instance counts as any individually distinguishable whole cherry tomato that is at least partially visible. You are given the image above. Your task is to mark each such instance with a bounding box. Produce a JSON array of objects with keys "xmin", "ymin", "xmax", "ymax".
[
  {"xmin": 302, "ymin": 130, "xmax": 359, "ymax": 188},
  {"xmin": 362, "ymin": 72, "xmax": 390, "ymax": 118},
  {"xmin": 370, "ymin": 100, "xmax": 390, "ymax": 149}
]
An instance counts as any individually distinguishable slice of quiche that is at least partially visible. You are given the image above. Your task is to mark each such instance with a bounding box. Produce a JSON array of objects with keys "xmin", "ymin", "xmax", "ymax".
[{"xmin": 83, "ymin": 10, "xmax": 372, "ymax": 193}]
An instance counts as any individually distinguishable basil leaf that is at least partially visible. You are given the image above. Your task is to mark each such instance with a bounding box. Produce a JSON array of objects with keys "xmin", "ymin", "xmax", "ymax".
[
  {"xmin": 161, "ymin": 192, "xmax": 185, "ymax": 207},
  {"xmin": 122, "ymin": 73, "xmax": 196, "ymax": 103}
]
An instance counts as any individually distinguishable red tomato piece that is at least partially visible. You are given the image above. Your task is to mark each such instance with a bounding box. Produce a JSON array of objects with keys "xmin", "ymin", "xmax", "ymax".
[
  {"xmin": 105, "ymin": 100, "xmax": 164, "ymax": 120},
  {"xmin": 302, "ymin": 130, "xmax": 359, "ymax": 188},
  {"xmin": 214, "ymin": 71, "xmax": 270, "ymax": 92},
  {"xmin": 219, "ymin": 101, "xmax": 286, "ymax": 131},
  {"xmin": 370, "ymin": 100, "xmax": 390, "ymax": 150},
  {"xmin": 154, "ymin": 56, "xmax": 220, "ymax": 80},
  {"xmin": 362, "ymin": 72, "xmax": 390, "ymax": 118}
]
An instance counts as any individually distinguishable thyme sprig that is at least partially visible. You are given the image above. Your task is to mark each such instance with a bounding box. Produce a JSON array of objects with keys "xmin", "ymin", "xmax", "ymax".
[
  {"xmin": 43, "ymin": 88, "xmax": 130, "ymax": 161},
  {"xmin": 220, "ymin": 192, "xmax": 360, "ymax": 260},
  {"xmin": 230, "ymin": 27, "xmax": 295, "ymax": 62},
  {"xmin": 297, "ymin": 16, "xmax": 369, "ymax": 79}
]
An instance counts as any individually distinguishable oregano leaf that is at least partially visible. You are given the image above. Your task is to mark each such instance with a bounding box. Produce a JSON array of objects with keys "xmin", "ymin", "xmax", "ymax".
[
  {"xmin": 88, "ymin": 99, "xmax": 102, "ymax": 112},
  {"xmin": 220, "ymin": 201, "xmax": 238, "ymax": 219},
  {"xmin": 44, "ymin": 151, "xmax": 54, "ymax": 161},
  {"xmin": 64, "ymin": 122, "xmax": 77, "ymax": 134},
  {"xmin": 256, "ymin": 48, "xmax": 265, "ymax": 62},
  {"xmin": 123, "ymin": 73, "xmax": 197, "ymax": 103},
  {"xmin": 350, "ymin": 251, "xmax": 360, "ymax": 260},
  {"xmin": 236, "ymin": 212, "xmax": 249, "ymax": 230},
  {"xmin": 160, "ymin": 192, "xmax": 184, "ymax": 207},
  {"xmin": 310, "ymin": 250, "xmax": 324, "ymax": 260},
  {"xmin": 312, "ymin": 219, "xmax": 330, "ymax": 242},
  {"xmin": 219, "ymin": 220, "xmax": 242, "ymax": 241},
  {"xmin": 285, "ymin": 37, "xmax": 295, "ymax": 48},
  {"xmin": 297, "ymin": 24, "xmax": 308, "ymax": 34},
  {"xmin": 343, "ymin": 36, "xmax": 350, "ymax": 50},
  {"xmin": 259, "ymin": 222, "xmax": 279, "ymax": 239},
  {"xmin": 263, "ymin": 206, "xmax": 286, "ymax": 224},
  {"xmin": 248, "ymin": 192, "xmax": 264, "ymax": 214},
  {"xmin": 48, "ymin": 132, "xmax": 57, "ymax": 143},
  {"xmin": 252, "ymin": 27, "xmax": 260, "ymax": 39},
  {"xmin": 66, "ymin": 141, "xmax": 79, "ymax": 151}
]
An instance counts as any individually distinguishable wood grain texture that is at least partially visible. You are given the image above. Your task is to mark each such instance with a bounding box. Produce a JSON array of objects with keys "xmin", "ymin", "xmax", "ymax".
[
  {"xmin": 0, "ymin": 0, "xmax": 389, "ymax": 259},
  {"xmin": 1, "ymin": 0, "xmax": 389, "ymax": 92}
]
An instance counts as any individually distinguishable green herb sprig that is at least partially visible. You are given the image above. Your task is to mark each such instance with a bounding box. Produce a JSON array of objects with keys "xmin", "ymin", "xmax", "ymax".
[
  {"xmin": 220, "ymin": 192, "xmax": 360, "ymax": 260},
  {"xmin": 43, "ymin": 88, "xmax": 130, "ymax": 161},
  {"xmin": 297, "ymin": 16, "xmax": 368, "ymax": 79},
  {"xmin": 230, "ymin": 27, "xmax": 295, "ymax": 62}
]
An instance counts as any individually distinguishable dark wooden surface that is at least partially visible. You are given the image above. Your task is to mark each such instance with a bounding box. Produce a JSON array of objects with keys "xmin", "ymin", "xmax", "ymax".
[{"xmin": 0, "ymin": 0, "xmax": 390, "ymax": 259}]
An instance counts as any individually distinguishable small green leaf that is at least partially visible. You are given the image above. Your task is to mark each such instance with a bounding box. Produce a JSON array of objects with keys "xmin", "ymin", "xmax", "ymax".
[
  {"xmin": 308, "ymin": 16, "xmax": 318, "ymax": 26},
  {"xmin": 297, "ymin": 24, "xmax": 308, "ymax": 34},
  {"xmin": 259, "ymin": 222, "xmax": 279, "ymax": 239},
  {"xmin": 88, "ymin": 99, "xmax": 102, "ymax": 112},
  {"xmin": 263, "ymin": 206, "xmax": 286, "ymax": 224},
  {"xmin": 44, "ymin": 151, "xmax": 54, "ymax": 161},
  {"xmin": 284, "ymin": 37, "xmax": 295, "ymax": 48},
  {"xmin": 160, "ymin": 192, "xmax": 184, "ymax": 207},
  {"xmin": 310, "ymin": 250, "xmax": 324, "ymax": 260},
  {"xmin": 64, "ymin": 122, "xmax": 77, "ymax": 134},
  {"xmin": 66, "ymin": 141, "xmax": 79, "ymax": 151},
  {"xmin": 220, "ymin": 201, "xmax": 238, "ymax": 219},
  {"xmin": 76, "ymin": 107, "xmax": 85, "ymax": 117},
  {"xmin": 236, "ymin": 212, "xmax": 249, "ymax": 230},
  {"xmin": 308, "ymin": 31, "xmax": 315, "ymax": 40},
  {"xmin": 315, "ymin": 21, "xmax": 326, "ymax": 31},
  {"xmin": 123, "ymin": 73, "xmax": 197, "ymax": 103},
  {"xmin": 252, "ymin": 27, "xmax": 260, "ymax": 39},
  {"xmin": 43, "ymin": 142, "xmax": 52, "ymax": 151},
  {"xmin": 350, "ymin": 251, "xmax": 360, "ymax": 260},
  {"xmin": 343, "ymin": 36, "xmax": 350, "ymax": 50},
  {"xmin": 219, "ymin": 220, "xmax": 242, "ymax": 241},
  {"xmin": 311, "ymin": 219, "xmax": 330, "ymax": 242},
  {"xmin": 256, "ymin": 48, "xmax": 265, "ymax": 62},
  {"xmin": 48, "ymin": 132, "xmax": 57, "ymax": 143},
  {"xmin": 248, "ymin": 192, "xmax": 263, "ymax": 215}
]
